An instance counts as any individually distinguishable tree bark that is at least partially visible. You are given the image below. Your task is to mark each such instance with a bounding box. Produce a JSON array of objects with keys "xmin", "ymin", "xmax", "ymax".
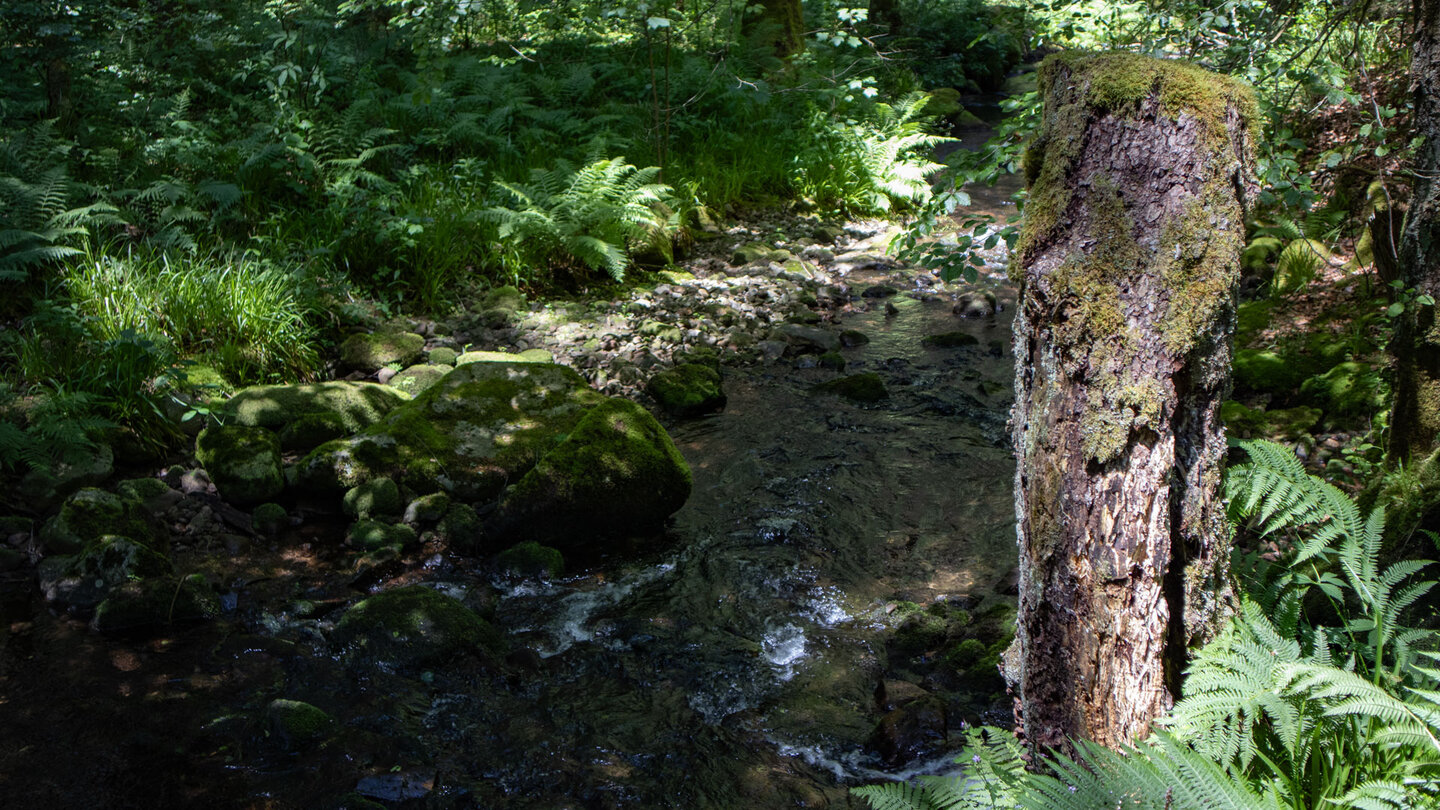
[
  {"xmin": 1388, "ymin": 0, "xmax": 1440, "ymax": 462},
  {"xmin": 745, "ymin": 0, "xmax": 805, "ymax": 58},
  {"xmin": 1008, "ymin": 53, "xmax": 1256, "ymax": 757}
]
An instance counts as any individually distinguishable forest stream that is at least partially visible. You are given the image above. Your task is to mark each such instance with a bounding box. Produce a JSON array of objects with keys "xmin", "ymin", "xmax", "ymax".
[{"xmin": 0, "ymin": 133, "xmax": 1028, "ymax": 809}]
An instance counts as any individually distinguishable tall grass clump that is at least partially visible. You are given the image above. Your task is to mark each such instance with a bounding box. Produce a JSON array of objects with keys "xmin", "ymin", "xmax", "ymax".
[{"xmin": 63, "ymin": 247, "xmax": 320, "ymax": 384}]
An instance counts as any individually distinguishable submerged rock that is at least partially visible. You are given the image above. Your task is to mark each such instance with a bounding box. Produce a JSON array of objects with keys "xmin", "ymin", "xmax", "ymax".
[
  {"xmin": 333, "ymin": 585, "xmax": 501, "ymax": 668},
  {"xmin": 812, "ymin": 373, "xmax": 889, "ymax": 403},
  {"xmin": 489, "ymin": 398, "xmax": 692, "ymax": 548},
  {"xmin": 221, "ymin": 382, "xmax": 410, "ymax": 434},
  {"xmin": 196, "ymin": 425, "xmax": 284, "ymax": 505},
  {"xmin": 646, "ymin": 363, "xmax": 726, "ymax": 417},
  {"xmin": 921, "ymin": 331, "xmax": 979, "ymax": 348}
]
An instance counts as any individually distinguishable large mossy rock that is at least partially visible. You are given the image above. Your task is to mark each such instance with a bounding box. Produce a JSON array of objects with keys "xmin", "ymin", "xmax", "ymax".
[
  {"xmin": 39, "ymin": 488, "xmax": 165, "ymax": 556},
  {"xmin": 19, "ymin": 444, "xmax": 115, "ymax": 512},
  {"xmin": 489, "ymin": 398, "xmax": 692, "ymax": 547},
  {"xmin": 646, "ymin": 363, "xmax": 726, "ymax": 417},
  {"xmin": 91, "ymin": 574, "xmax": 219, "ymax": 634},
  {"xmin": 196, "ymin": 425, "xmax": 284, "ymax": 505},
  {"xmin": 220, "ymin": 382, "xmax": 410, "ymax": 434},
  {"xmin": 333, "ymin": 585, "xmax": 500, "ymax": 668},
  {"xmin": 1300, "ymin": 361, "xmax": 1386, "ymax": 419},
  {"xmin": 292, "ymin": 363, "xmax": 605, "ymax": 499},
  {"xmin": 387, "ymin": 364, "xmax": 450, "ymax": 397},
  {"xmin": 338, "ymin": 330, "xmax": 426, "ymax": 372},
  {"xmin": 40, "ymin": 534, "xmax": 174, "ymax": 613}
]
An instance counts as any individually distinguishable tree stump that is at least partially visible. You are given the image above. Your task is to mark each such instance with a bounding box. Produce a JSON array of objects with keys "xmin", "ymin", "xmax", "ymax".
[{"xmin": 1009, "ymin": 53, "xmax": 1257, "ymax": 756}]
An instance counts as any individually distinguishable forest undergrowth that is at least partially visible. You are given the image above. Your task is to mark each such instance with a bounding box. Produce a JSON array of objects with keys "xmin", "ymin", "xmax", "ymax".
[{"xmin": 3, "ymin": 0, "xmax": 1440, "ymax": 807}]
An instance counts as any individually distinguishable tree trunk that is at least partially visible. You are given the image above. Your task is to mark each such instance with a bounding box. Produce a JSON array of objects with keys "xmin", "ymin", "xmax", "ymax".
[
  {"xmin": 745, "ymin": 0, "xmax": 805, "ymax": 58},
  {"xmin": 1008, "ymin": 53, "xmax": 1256, "ymax": 757},
  {"xmin": 1389, "ymin": 0, "xmax": 1440, "ymax": 463}
]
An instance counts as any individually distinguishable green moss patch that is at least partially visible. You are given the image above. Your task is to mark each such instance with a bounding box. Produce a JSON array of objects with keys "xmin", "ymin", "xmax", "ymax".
[
  {"xmin": 222, "ymin": 382, "xmax": 410, "ymax": 434},
  {"xmin": 388, "ymin": 364, "xmax": 450, "ymax": 397},
  {"xmin": 646, "ymin": 363, "xmax": 727, "ymax": 417}
]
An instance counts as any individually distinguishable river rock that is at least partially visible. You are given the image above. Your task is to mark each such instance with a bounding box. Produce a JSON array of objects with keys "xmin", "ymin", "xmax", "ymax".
[
  {"xmin": 39, "ymin": 488, "xmax": 165, "ymax": 556},
  {"xmin": 456, "ymin": 349, "xmax": 553, "ymax": 365},
  {"xmin": 221, "ymin": 382, "xmax": 410, "ymax": 434},
  {"xmin": 343, "ymin": 478, "xmax": 402, "ymax": 520},
  {"xmin": 646, "ymin": 364, "xmax": 726, "ymax": 417},
  {"xmin": 91, "ymin": 573, "xmax": 219, "ymax": 634},
  {"xmin": 291, "ymin": 362, "xmax": 605, "ymax": 499},
  {"xmin": 497, "ymin": 540, "xmax": 565, "ymax": 579},
  {"xmin": 266, "ymin": 699, "xmax": 335, "ymax": 748},
  {"xmin": 346, "ymin": 519, "xmax": 417, "ymax": 551},
  {"xmin": 488, "ymin": 398, "xmax": 692, "ymax": 548},
  {"xmin": 773, "ymin": 323, "xmax": 840, "ymax": 354},
  {"xmin": 867, "ymin": 697, "xmax": 949, "ymax": 768},
  {"xmin": 954, "ymin": 290, "xmax": 998, "ymax": 318},
  {"xmin": 338, "ymin": 329, "xmax": 425, "ymax": 372},
  {"xmin": 812, "ymin": 373, "xmax": 889, "ymax": 403},
  {"xmin": 387, "ymin": 364, "xmax": 450, "ymax": 397},
  {"xmin": 252, "ymin": 503, "xmax": 288, "ymax": 536},
  {"xmin": 40, "ymin": 534, "xmax": 173, "ymax": 613},
  {"xmin": 921, "ymin": 332, "xmax": 979, "ymax": 348},
  {"xmin": 196, "ymin": 425, "xmax": 284, "ymax": 506},
  {"xmin": 403, "ymin": 492, "xmax": 451, "ymax": 526},
  {"xmin": 333, "ymin": 585, "xmax": 501, "ymax": 668}
]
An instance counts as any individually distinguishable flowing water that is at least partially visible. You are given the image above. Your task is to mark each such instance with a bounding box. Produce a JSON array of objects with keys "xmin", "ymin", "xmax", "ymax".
[{"xmin": 0, "ymin": 134, "xmax": 1028, "ymax": 809}]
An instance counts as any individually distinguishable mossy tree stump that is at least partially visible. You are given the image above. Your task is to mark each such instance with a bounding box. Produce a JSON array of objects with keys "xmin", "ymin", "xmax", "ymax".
[{"xmin": 1010, "ymin": 53, "xmax": 1256, "ymax": 756}]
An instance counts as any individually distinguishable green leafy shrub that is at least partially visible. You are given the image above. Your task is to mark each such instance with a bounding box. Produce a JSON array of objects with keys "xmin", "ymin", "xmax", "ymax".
[{"xmin": 0, "ymin": 124, "xmax": 117, "ymax": 285}]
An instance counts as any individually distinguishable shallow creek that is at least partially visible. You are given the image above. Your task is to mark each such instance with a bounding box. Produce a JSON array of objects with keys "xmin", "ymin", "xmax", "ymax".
[{"xmin": 0, "ymin": 137, "xmax": 1028, "ymax": 809}]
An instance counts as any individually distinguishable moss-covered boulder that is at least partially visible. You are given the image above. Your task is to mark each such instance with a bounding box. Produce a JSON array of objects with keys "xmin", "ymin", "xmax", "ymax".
[
  {"xmin": 403, "ymin": 492, "xmax": 451, "ymax": 525},
  {"xmin": 481, "ymin": 285, "xmax": 526, "ymax": 313},
  {"xmin": 114, "ymin": 477, "xmax": 175, "ymax": 513},
  {"xmin": 812, "ymin": 373, "xmax": 889, "ymax": 403},
  {"xmin": 646, "ymin": 364, "xmax": 726, "ymax": 417},
  {"xmin": 196, "ymin": 425, "xmax": 283, "ymax": 505},
  {"xmin": 338, "ymin": 329, "xmax": 426, "ymax": 372},
  {"xmin": 343, "ymin": 478, "xmax": 402, "ymax": 519},
  {"xmin": 333, "ymin": 585, "xmax": 500, "ymax": 668},
  {"xmin": 266, "ymin": 699, "xmax": 335, "ymax": 748},
  {"xmin": 278, "ymin": 412, "xmax": 349, "ymax": 452},
  {"xmin": 427, "ymin": 347, "xmax": 459, "ymax": 366},
  {"xmin": 387, "ymin": 364, "xmax": 450, "ymax": 397},
  {"xmin": 436, "ymin": 503, "xmax": 483, "ymax": 552},
  {"xmin": 40, "ymin": 534, "xmax": 176, "ymax": 613},
  {"xmin": 1233, "ymin": 348, "xmax": 1312, "ymax": 396},
  {"xmin": 91, "ymin": 574, "xmax": 219, "ymax": 634},
  {"xmin": 292, "ymin": 363, "xmax": 605, "ymax": 499},
  {"xmin": 489, "ymin": 398, "xmax": 692, "ymax": 548},
  {"xmin": 497, "ymin": 541, "xmax": 564, "ymax": 579},
  {"xmin": 252, "ymin": 503, "xmax": 288, "ymax": 536},
  {"xmin": 346, "ymin": 519, "xmax": 417, "ymax": 551},
  {"xmin": 221, "ymin": 382, "xmax": 410, "ymax": 435},
  {"xmin": 39, "ymin": 488, "xmax": 165, "ymax": 556}
]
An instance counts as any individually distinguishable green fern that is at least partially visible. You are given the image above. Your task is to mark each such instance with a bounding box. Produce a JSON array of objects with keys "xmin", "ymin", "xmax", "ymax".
[
  {"xmin": 0, "ymin": 124, "xmax": 117, "ymax": 281},
  {"xmin": 482, "ymin": 155, "xmax": 678, "ymax": 282},
  {"xmin": 852, "ymin": 725, "xmax": 1026, "ymax": 809}
]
